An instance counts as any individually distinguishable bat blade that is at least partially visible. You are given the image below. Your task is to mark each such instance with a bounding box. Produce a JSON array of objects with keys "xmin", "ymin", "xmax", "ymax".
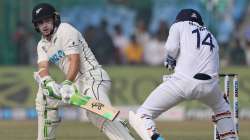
[{"xmin": 69, "ymin": 94, "xmax": 120, "ymax": 121}]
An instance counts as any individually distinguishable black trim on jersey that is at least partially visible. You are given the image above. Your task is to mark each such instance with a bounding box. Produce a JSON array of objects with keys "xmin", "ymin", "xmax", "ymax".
[
  {"xmin": 91, "ymin": 80, "xmax": 97, "ymax": 99},
  {"xmin": 89, "ymin": 71, "xmax": 98, "ymax": 100},
  {"xmin": 79, "ymin": 70, "xmax": 83, "ymax": 75},
  {"xmin": 82, "ymin": 46, "xmax": 95, "ymax": 70},
  {"xmin": 99, "ymin": 69, "xmax": 104, "ymax": 81},
  {"xmin": 96, "ymin": 80, "xmax": 102, "ymax": 100},
  {"xmin": 96, "ymin": 69, "xmax": 105, "ymax": 100}
]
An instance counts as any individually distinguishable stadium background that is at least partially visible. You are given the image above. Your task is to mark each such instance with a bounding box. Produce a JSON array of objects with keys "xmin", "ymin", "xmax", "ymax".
[{"xmin": 0, "ymin": 0, "xmax": 250, "ymax": 139}]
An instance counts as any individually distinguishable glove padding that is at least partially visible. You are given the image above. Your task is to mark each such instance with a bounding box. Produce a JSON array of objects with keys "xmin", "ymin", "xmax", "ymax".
[
  {"xmin": 60, "ymin": 80, "xmax": 79, "ymax": 103},
  {"xmin": 164, "ymin": 55, "xmax": 176, "ymax": 70},
  {"xmin": 41, "ymin": 76, "xmax": 61, "ymax": 99}
]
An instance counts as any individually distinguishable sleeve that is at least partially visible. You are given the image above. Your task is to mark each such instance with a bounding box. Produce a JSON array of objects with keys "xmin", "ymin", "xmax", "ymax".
[
  {"xmin": 37, "ymin": 43, "xmax": 49, "ymax": 63},
  {"xmin": 164, "ymin": 23, "xmax": 180, "ymax": 59},
  {"xmin": 62, "ymin": 26, "xmax": 82, "ymax": 55}
]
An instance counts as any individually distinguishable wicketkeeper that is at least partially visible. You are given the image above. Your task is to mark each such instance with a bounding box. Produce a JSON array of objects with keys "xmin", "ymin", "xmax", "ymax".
[
  {"xmin": 32, "ymin": 3, "xmax": 134, "ymax": 140},
  {"xmin": 129, "ymin": 9, "xmax": 237, "ymax": 140}
]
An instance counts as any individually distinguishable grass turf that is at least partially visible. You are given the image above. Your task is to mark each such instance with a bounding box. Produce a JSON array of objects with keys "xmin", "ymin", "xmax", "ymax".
[{"xmin": 0, "ymin": 120, "xmax": 249, "ymax": 140}]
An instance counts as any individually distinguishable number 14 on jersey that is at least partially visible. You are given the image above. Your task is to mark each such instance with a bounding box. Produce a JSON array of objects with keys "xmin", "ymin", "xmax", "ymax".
[{"xmin": 192, "ymin": 28, "xmax": 215, "ymax": 51}]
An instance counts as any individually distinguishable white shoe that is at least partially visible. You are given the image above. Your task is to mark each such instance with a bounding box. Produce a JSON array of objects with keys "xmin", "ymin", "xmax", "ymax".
[{"xmin": 129, "ymin": 111, "xmax": 165, "ymax": 140}]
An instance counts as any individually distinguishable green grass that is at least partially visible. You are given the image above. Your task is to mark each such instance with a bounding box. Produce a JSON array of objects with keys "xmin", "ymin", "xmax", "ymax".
[
  {"xmin": 0, "ymin": 120, "xmax": 249, "ymax": 140},
  {"xmin": 1, "ymin": 66, "xmax": 250, "ymax": 108}
]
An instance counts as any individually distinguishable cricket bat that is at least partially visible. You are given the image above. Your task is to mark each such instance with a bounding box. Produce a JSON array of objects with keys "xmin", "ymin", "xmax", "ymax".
[
  {"xmin": 33, "ymin": 72, "xmax": 119, "ymax": 121},
  {"xmin": 68, "ymin": 94, "xmax": 120, "ymax": 121}
]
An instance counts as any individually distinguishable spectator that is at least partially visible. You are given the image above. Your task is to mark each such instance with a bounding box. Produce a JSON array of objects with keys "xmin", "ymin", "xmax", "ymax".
[
  {"xmin": 154, "ymin": 20, "xmax": 169, "ymax": 42},
  {"xmin": 124, "ymin": 35, "xmax": 143, "ymax": 65},
  {"xmin": 83, "ymin": 25, "xmax": 97, "ymax": 49},
  {"xmin": 12, "ymin": 22, "xmax": 29, "ymax": 65},
  {"xmin": 112, "ymin": 24, "xmax": 129, "ymax": 64},
  {"xmin": 134, "ymin": 19, "xmax": 150, "ymax": 48},
  {"xmin": 244, "ymin": 39, "xmax": 250, "ymax": 66},
  {"xmin": 26, "ymin": 31, "xmax": 37, "ymax": 65},
  {"xmin": 91, "ymin": 19, "xmax": 115, "ymax": 65},
  {"xmin": 228, "ymin": 38, "xmax": 246, "ymax": 65},
  {"xmin": 242, "ymin": 25, "xmax": 250, "ymax": 66},
  {"xmin": 144, "ymin": 34, "xmax": 165, "ymax": 66}
]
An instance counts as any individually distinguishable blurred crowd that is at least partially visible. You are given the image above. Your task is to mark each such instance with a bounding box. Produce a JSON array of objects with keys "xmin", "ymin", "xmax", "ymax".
[
  {"xmin": 12, "ymin": 18, "xmax": 169, "ymax": 66},
  {"xmin": 10, "ymin": 2, "xmax": 250, "ymax": 67},
  {"xmin": 221, "ymin": 5, "xmax": 250, "ymax": 67},
  {"xmin": 83, "ymin": 19, "xmax": 168, "ymax": 66}
]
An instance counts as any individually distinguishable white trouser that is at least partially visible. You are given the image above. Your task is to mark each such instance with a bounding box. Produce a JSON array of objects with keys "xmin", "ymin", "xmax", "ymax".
[
  {"xmin": 136, "ymin": 73, "xmax": 236, "ymax": 140},
  {"xmin": 77, "ymin": 69, "xmax": 134, "ymax": 140},
  {"xmin": 36, "ymin": 68, "xmax": 134, "ymax": 140}
]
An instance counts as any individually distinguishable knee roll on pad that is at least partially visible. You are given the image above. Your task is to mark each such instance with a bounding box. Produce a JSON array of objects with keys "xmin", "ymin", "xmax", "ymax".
[
  {"xmin": 219, "ymin": 131, "xmax": 236, "ymax": 140},
  {"xmin": 212, "ymin": 111, "xmax": 236, "ymax": 140},
  {"xmin": 212, "ymin": 111, "xmax": 231, "ymax": 122}
]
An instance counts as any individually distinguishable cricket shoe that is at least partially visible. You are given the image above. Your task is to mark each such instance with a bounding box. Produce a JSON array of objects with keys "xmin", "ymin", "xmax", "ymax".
[
  {"xmin": 151, "ymin": 133, "xmax": 165, "ymax": 140},
  {"xmin": 129, "ymin": 111, "xmax": 165, "ymax": 140}
]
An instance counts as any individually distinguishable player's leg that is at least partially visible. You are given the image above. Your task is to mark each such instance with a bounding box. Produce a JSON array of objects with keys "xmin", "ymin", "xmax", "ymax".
[
  {"xmin": 78, "ymin": 72, "xmax": 135, "ymax": 140},
  {"xmin": 199, "ymin": 81, "xmax": 236, "ymax": 140},
  {"xmin": 130, "ymin": 77, "xmax": 185, "ymax": 140},
  {"xmin": 87, "ymin": 112, "xmax": 135, "ymax": 140},
  {"xmin": 36, "ymin": 87, "xmax": 63, "ymax": 140}
]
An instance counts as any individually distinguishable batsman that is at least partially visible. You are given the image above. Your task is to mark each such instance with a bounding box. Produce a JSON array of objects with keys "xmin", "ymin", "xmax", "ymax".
[{"xmin": 32, "ymin": 3, "xmax": 134, "ymax": 140}]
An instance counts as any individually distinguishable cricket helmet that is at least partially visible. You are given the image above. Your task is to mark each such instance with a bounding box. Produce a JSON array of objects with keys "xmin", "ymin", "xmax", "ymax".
[
  {"xmin": 175, "ymin": 9, "xmax": 204, "ymax": 26},
  {"xmin": 32, "ymin": 3, "xmax": 61, "ymax": 32}
]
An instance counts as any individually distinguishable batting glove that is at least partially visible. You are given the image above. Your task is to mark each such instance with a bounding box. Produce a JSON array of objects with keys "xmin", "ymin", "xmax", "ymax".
[
  {"xmin": 164, "ymin": 55, "xmax": 176, "ymax": 70},
  {"xmin": 60, "ymin": 80, "xmax": 79, "ymax": 104},
  {"xmin": 41, "ymin": 76, "xmax": 61, "ymax": 99}
]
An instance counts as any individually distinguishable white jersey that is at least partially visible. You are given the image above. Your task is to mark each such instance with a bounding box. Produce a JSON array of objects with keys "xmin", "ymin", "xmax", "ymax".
[
  {"xmin": 164, "ymin": 21, "xmax": 219, "ymax": 77},
  {"xmin": 37, "ymin": 23, "xmax": 104, "ymax": 80}
]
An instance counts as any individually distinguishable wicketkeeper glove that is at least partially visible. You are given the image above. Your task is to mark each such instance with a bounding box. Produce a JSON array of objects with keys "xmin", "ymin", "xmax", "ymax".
[
  {"xmin": 41, "ymin": 76, "xmax": 61, "ymax": 99},
  {"xmin": 60, "ymin": 80, "xmax": 79, "ymax": 103},
  {"xmin": 164, "ymin": 55, "xmax": 176, "ymax": 70}
]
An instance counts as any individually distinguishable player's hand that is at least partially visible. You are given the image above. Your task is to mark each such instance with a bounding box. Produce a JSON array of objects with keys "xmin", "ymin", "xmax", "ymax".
[
  {"xmin": 164, "ymin": 55, "xmax": 176, "ymax": 70},
  {"xmin": 60, "ymin": 80, "xmax": 79, "ymax": 103},
  {"xmin": 41, "ymin": 76, "xmax": 61, "ymax": 99}
]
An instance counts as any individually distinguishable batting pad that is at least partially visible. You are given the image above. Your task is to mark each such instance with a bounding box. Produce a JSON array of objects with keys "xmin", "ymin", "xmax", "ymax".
[
  {"xmin": 129, "ymin": 111, "xmax": 152, "ymax": 140},
  {"xmin": 102, "ymin": 119, "xmax": 135, "ymax": 140}
]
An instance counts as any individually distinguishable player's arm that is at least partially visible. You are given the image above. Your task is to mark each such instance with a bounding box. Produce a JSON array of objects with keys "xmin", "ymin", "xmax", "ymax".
[
  {"xmin": 35, "ymin": 44, "xmax": 51, "ymax": 81},
  {"xmin": 34, "ymin": 44, "xmax": 61, "ymax": 99},
  {"xmin": 38, "ymin": 61, "xmax": 49, "ymax": 77},
  {"xmin": 164, "ymin": 23, "xmax": 180, "ymax": 58},
  {"xmin": 35, "ymin": 61, "xmax": 61, "ymax": 99},
  {"xmin": 60, "ymin": 53, "xmax": 81, "ymax": 102},
  {"xmin": 164, "ymin": 23, "xmax": 180, "ymax": 70},
  {"xmin": 66, "ymin": 53, "xmax": 80, "ymax": 82},
  {"xmin": 60, "ymin": 29, "xmax": 82, "ymax": 102},
  {"xmin": 61, "ymin": 27, "xmax": 82, "ymax": 83}
]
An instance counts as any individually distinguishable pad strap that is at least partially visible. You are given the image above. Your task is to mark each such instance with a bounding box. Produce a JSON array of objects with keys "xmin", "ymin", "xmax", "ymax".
[
  {"xmin": 219, "ymin": 131, "xmax": 236, "ymax": 140},
  {"xmin": 212, "ymin": 111, "xmax": 231, "ymax": 122}
]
